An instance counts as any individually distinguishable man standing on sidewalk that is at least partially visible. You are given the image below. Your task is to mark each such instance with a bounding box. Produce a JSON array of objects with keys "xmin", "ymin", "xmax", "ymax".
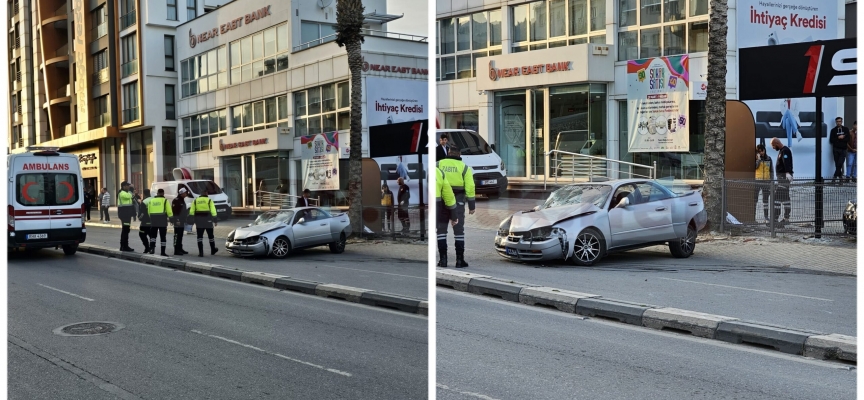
[
  {"xmin": 436, "ymin": 167, "xmax": 458, "ymax": 267},
  {"xmin": 189, "ymin": 191, "xmax": 219, "ymax": 257},
  {"xmin": 100, "ymin": 187, "xmax": 111, "ymax": 222},
  {"xmin": 148, "ymin": 189, "xmax": 174, "ymax": 256},
  {"xmin": 172, "ymin": 188, "xmax": 190, "ymax": 255},
  {"xmin": 829, "ymin": 117, "xmax": 850, "ymax": 183},
  {"xmin": 846, "ymin": 121, "xmax": 857, "ymax": 183},
  {"xmin": 117, "ymin": 181, "xmax": 135, "ymax": 252},
  {"xmin": 771, "ymin": 137, "xmax": 793, "ymax": 225},
  {"xmin": 138, "ymin": 189, "xmax": 153, "ymax": 254},
  {"xmin": 438, "ymin": 148, "xmax": 476, "ymax": 268}
]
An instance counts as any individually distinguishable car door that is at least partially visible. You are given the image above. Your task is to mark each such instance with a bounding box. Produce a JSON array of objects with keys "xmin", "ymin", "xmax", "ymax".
[
  {"xmin": 291, "ymin": 211, "xmax": 315, "ymax": 247},
  {"xmin": 307, "ymin": 209, "xmax": 332, "ymax": 245},
  {"xmin": 607, "ymin": 182, "xmax": 673, "ymax": 247}
]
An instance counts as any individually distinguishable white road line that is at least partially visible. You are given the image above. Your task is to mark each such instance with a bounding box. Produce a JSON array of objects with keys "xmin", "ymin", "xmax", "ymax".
[
  {"xmin": 190, "ymin": 330, "xmax": 352, "ymax": 377},
  {"xmin": 437, "ymin": 383, "xmax": 501, "ymax": 400},
  {"xmin": 656, "ymin": 278, "xmax": 834, "ymax": 302},
  {"xmin": 38, "ymin": 284, "xmax": 95, "ymax": 302}
]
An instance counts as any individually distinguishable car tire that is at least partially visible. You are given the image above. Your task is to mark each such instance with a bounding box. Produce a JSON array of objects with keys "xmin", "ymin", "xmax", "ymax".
[
  {"xmin": 669, "ymin": 224, "xmax": 696, "ymax": 258},
  {"xmin": 570, "ymin": 227, "xmax": 605, "ymax": 266},
  {"xmin": 271, "ymin": 236, "xmax": 291, "ymax": 259},
  {"xmin": 62, "ymin": 244, "xmax": 78, "ymax": 255},
  {"xmin": 329, "ymin": 233, "xmax": 346, "ymax": 254}
]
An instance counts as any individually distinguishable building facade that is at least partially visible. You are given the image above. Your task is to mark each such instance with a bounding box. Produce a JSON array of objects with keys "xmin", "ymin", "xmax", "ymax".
[
  {"xmin": 436, "ymin": 0, "xmax": 847, "ymax": 183},
  {"xmin": 174, "ymin": 0, "xmax": 427, "ymax": 208}
]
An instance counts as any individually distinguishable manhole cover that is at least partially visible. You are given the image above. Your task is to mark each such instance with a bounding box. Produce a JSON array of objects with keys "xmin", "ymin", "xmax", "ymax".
[{"xmin": 53, "ymin": 322, "xmax": 125, "ymax": 337}]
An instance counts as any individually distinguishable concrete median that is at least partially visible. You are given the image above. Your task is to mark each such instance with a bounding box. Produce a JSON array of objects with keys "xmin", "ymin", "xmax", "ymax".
[
  {"xmin": 519, "ymin": 287, "xmax": 599, "ymax": 313},
  {"xmin": 642, "ymin": 308, "xmax": 738, "ymax": 339}
]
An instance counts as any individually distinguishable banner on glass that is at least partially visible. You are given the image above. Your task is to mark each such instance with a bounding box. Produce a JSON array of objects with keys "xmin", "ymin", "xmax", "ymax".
[
  {"xmin": 300, "ymin": 131, "xmax": 340, "ymax": 191},
  {"xmin": 626, "ymin": 55, "xmax": 690, "ymax": 153}
]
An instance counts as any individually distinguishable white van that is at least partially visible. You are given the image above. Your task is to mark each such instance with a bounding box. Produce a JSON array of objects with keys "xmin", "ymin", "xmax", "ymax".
[
  {"xmin": 150, "ymin": 168, "xmax": 232, "ymax": 219},
  {"xmin": 8, "ymin": 147, "xmax": 86, "ymax": 255},
  {"xmin": 437, "ymin": 129, "xmax": 508, "ymax": 198}
]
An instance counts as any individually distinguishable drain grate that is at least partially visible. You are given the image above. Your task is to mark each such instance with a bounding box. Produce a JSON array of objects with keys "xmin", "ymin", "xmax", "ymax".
[{"xmin": 53, "ymin": 322, "xmax": 125, "ymax": 337}]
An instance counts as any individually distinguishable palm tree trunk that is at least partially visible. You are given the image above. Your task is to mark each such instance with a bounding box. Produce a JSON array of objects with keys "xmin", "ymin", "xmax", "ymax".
[
  {"xmin": 346, "ymin": 43, "xmax": 363, "ymax": 237},
  {"xmin": 703, "ymin": 0, "xmax": 728, "ymax": 232}
]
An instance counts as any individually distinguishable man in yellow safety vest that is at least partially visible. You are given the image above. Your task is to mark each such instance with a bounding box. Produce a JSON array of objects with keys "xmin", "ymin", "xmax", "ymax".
[
  {"xmin": 148, "ymin": 189, "xmax": 174, "ymax": 256},
  {"xmin": 117, "ymin": 181, "xmax": 135, "ymax": 252},
  {"xmin": 436, "ymin": 168, "xmax": 458, "ymax": 267},
  {"xmin": 437, "ymin": 148, "xmax": 476, "ymax": 268},
  {"xmin": 189, "ymin": 192, "xmax": 218, "ymax": 257}
]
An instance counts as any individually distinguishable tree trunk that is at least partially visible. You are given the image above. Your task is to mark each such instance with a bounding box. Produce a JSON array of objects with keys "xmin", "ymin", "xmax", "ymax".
[
  {"xmin": 703, "ymin": 0, "xmax": 728, "ymax": 232},
  {"xmin": 346, "ymin": 42, "xmax": 363, "ymax": 237}
]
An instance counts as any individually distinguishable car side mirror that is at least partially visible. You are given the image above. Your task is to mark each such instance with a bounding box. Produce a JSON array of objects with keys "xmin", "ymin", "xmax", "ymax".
[
  {"xmin": 297, "ymin": 218, "xmax": 306, "ymax": 225},
  {"xmin": 616, "ymin": 197, "xmax": 630, "ymax": 208},
  {"xmin": 532, "ymin": 205, "xmax": 540, "ymax": 211},
  {"xmin": 491, "ymin": 143, "xmax": 496, "ymax": 151},
  {"xmin": 246, "ymin": 223, "xmax": 252, "ymax": 227}
]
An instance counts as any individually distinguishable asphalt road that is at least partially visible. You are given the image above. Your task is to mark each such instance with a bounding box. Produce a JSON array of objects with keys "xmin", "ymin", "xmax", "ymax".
[
  {"xmin": 436, "ymin": 290, "xmax": 856, "ymax": 400},
  {"xmin": 443, "ymin": 223, "xmax": 857, "ymax": 336},
  {"xmin": 8, "ymin": 250, "xmax": 428, "ymax": 399},
  {"xmin": 82, "ymin": 226, "xmax": 428, "ymax": 299}
]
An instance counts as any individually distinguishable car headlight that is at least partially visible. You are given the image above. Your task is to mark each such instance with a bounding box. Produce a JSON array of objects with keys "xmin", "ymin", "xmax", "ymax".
[
  {"xmin": 244, "ymin": 235, "xmax": 261, "ymax": 244},
  {"xmin": 227, "ymin": 230, "xmax": 235, "ymax": 241},
  {"xmin": 498, "ymin": 217, "xmax": 512, "ymax": 236},
  {"xmin": 528, "ymin": 226, "xmax": 554, "ymax": 241},
  {"xmin": 500, "ymin": 161, "xmax": 506, "ymax": 176}
]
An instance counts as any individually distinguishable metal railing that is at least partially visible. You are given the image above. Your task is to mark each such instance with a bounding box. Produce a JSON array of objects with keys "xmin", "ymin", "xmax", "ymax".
[
  {"xmin": 92, "ymin": 23, "xmax": 107, "ymax": 40},
  {"xmin": 362, "ymin": 205, "xmax": 427, "ymax": 240},
  {"xmin": 545, "ymin": 150, "xmax": 656, "ymax": 189},
  {"xmin": 121, "ymin": 60, "xmax": 137, "ymax": 77},
  {"xmin": 119, "ymin": 11, "xmax": 136, "ymax": 30},
  {"xmin": 12, "ymin": 2, "xmax": 19, "ymax": 17},
  {"xmin": 92, "ymin": 68, "xmax": 108, "ymax": 85},
  {"xmin": 16, "ymin": 103, "xmax": 22, "ymax": 115},
  {"xmin": 94, "ymin": 113, "xmax": 110, "ymax": 127},
  {"xmin": 122, "ymin": 107, "xmax": 138, "ymax": 123},
  {"xmin": 255, "ymin": 191, "xmax": 319, "ymax": 210},
  {"xmin": 15, "ymin": 70, "xmax": 21, "ymax": 81},
  {"xmin": 13, "ymin": 35, "xmax": 19, "ymax": 49},
  {"xmin": 293, "ymin": 29, "xmax": 428, "ymax": 51}
]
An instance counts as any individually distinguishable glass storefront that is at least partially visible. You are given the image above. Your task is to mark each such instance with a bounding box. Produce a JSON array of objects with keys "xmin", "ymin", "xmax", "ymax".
[
  {"xmin": 494, "ymin": 91, "xmax": 527, "ymax": 177},
  {"xmin": 221, "ymin": 152, "xmax": 290, "ymax": 208},
  {"xmin": 444, "ymin": 111, "xmax": 479, "ymax": 132},
  {"xmin": 223, "ymin": 157, "xmax": 243, "ymax": 207},
  {"xmin": 128, "ymin": 129, "xmax": 154, "ymax": 192}
]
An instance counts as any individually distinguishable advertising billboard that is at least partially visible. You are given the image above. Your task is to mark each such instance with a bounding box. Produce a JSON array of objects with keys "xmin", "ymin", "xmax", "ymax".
[
  {"xmin": 300, "ymin": 132, "xmax": 340, "ymax": 191},
  {"xmin": 626, "ymin": 55, "xmax": 691, "ymax": 153}
]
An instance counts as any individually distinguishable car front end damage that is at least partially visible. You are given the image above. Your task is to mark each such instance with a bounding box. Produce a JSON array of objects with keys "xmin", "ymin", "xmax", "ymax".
[
  {"xmin": 494, "ymin": 219, "xmax": 570, "ymax": 262},
  {"xmin": 225, "ymin": 229, "xmax": 273, "ymax": 257}
]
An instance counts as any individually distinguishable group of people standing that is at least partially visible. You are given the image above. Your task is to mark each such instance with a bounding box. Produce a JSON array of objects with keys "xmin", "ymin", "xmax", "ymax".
[
  {"xmin": 829, "ymin": 118, "xmax": 857, "ymax": 183},
  {"xmin": 436, "ymin": 133, "xmax": 475, "ymax": 268},
  {"xmin": 380, "ymin": 178, "xmax": 411, "ymax": 233}
]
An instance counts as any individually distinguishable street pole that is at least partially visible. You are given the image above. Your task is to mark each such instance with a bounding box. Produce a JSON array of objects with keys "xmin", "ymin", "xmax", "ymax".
[
  {"xmin": 417, "ymin": 150, "xmax": 426, "ymax": 241},
  {"xmin": 815, "ymin": 96, "xmax": 823, "ymax": 238}
]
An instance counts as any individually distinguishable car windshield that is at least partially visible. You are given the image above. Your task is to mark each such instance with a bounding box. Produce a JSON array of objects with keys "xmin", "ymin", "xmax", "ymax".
[
  {"xmin": 542, "ymin": 185, "xmax": 612, "ymax": 209},
  {"xmin": 445, "ymin": 130, "xmax": 493, "ymax": 155},
  {"xmin": 253, "ymin": 210, "xmax": 294, "ymax": 225},
  {"xmin": 187, "ymin": 181, "xmax": 223, "ymax": 195}
]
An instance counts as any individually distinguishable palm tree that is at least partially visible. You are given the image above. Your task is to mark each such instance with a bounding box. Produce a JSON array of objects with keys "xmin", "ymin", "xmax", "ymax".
[
  {"xmin": 335, "ymin": 0, "xmax": 365, "ymax": 237},
  {"xmin": 703, "ymin": 0, "xmax": 727, "ymax": 232}
]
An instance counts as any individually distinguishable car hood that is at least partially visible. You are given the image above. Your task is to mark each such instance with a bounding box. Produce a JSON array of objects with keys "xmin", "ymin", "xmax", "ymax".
[
  {"xmin": 509, "ymin": 203, "xmax": 599, "ymax": 231},
  {"xmin": 232, "ymin": 222, "xmax": 286, "ymax": 239}
]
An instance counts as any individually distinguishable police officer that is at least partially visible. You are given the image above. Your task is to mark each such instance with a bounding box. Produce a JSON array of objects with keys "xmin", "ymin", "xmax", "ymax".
[
  {"xmin": 148, "ymin": 189, "xmax": 174, "ymax": 256},
  {"xmin": 435, "ymin": 167, "xmax": 459, "ymax": 267},
  {"xmin": 138, "ymin": 189, "xmax": 153, "ymax": 254},
  {"xmin": 438, "ymin": 148, "xmax": 476, "ymax": 268},
  {"xmin": 118, "ymin": 181, "xmax": 135, "ymax": 252},
  {"xmin": 189, "ymin": 191, "xmax": 218, "ymax": 257},
  {"xmin": 171, "ymin": 188, "xmax": 190, "ymax": 255}
]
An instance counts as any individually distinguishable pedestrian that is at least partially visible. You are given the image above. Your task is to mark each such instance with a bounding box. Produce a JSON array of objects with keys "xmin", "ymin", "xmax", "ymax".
[
  {"xmin": 754, "ymin": 144, "xmax": 773, "ymax": 223},
  {"xmin": 381, "ymin": 183, "xmax": 394, "ymax": 232},
  {"xmin": 396, "ymin": 156, "xmax": 410, "ymax": 182},
  {"xmin": 189, "ymin": 191, "xmax": 218, "ymax": 257},
  {"xmin": 829, "ymin": 117, "xmax": 850, "ymax": 184},
  {"xmin": 771, "ymin": 137, "xmax": 793, "ymax": 225},
  {"xmin": 295, "ymin": 188, "xmax": 313, "ymax": 208},
  {"xmin": 397, "ymin": 177, "xmax": 410, "ymax": 233},
  {"xmin": 276, "ymin": 179, "xmax": 289, "ymax": 194},
  {"xmin": 438, "ymin": 147, "xmax": 476, "ymax": 268},
  {"xmin": 138, "ymin": 189, "xmax": 153, "ymax": 253},
  {"xmin": 846, "ymin": 121, "xmax": 857, "ymax": 183},
  {"xmin": 117, "ymin": 181, "xmax": 135, "ymax": 252},
  {"xmin": 171, "ymin": 188, "xmax": 190, "ymax": 255},
  {"xmin": 83, "ymin": 186, "xmax": 92, "ymax": 221},
  {"xmin": 257, "ymin": 180, "xmax": 267, "ymax": 206},
  {"xmin": 435, "ymin": 167, "xmax": 459, "ymax": 267},
  {"xmin": 99, "ymin": 187, "xmax": 110, "ymax": 222},
  {"xmin": 130, "ymin": 186, "xmax": 140, "ymax": 222},
  {"xmin": 436, "ymin": 133, "xmax": 450, "ymax": 161},
  {"xmin": 148, "ymin": 188, "xmax": 174, "ymax": 256}
]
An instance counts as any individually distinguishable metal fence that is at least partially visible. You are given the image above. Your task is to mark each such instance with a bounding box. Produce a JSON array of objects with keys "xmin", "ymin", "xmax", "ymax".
[
  {"xmin": 723, "ymin": 178, "xmax": 856, "ymax": 237},
  {"xmin": 362, "ymin": 205, "xmax": 427, "ymax": 241}
]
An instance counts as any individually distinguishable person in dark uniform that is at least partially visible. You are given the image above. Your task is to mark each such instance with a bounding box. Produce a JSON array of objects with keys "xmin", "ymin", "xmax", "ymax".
[
  {"xmin": 148, "ymin": 189, "xmax": 174, "ymax": 256},
  {"xmin": 436, "ymin": 133, "xmax": 450, "ymax": 161},
  {"xmin": 771, "ymin": 137, "xmax": 794, "ymax": 225},
  {"xmin": 83, "ymin": 186, "xmax": 92, "ymax": 221},
  {"xmin": 295, "ymin": 188, "xmax": 312, "ymax": 208},
  {"xmin": 189, "ymin": 191, "xmax": 218, "ymax": 257},
  {"xmin": 397, "ymin": 177, "xmax": 410, "ymax": 233},
  {"xmin": 138, "ymin": 189, "xmax": 153, "ymax": 254},
  {"xmin": 829, "ymin": 117, "xmax": 850, "ymax": 183},
  {"xmin": 117, "ymin": 181, "xmax": 135, "ymax": 252},
  {"xmin": 171, "ymin": 188, "xmax": 190, "ymax": 255}
]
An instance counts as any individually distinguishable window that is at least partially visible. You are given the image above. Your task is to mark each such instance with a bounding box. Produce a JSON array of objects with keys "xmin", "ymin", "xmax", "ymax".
[
  {"xmin": 165, "ymin": 85, "xmax": 175, "ymax": 119},
  {"xmin": 121, "ymin": 34, "xmax": 137, "ymax": 77},
  {"xmin": 298, "ymin": 21, "xmax": 337, "ymax": 48},
  {"xmin": 231, "ymin": 95, "xmax": 289, "ymax": 133},
  {"xmin": 122, "ymin": 83, "xmax": 139, "ymax": 124},
  {"xmin": 164, "ymin": 35, "xmax": 175, "ymax": 70},
  {"xmin": 229, "ymin": 24, "xmax": 288, "ymax": 84},
  {"xmin": 507, "ymin": 0, "xmax": 607, "ymax": 54},
  {"xmin": 294, "ymin": 82, "xmax": 349, "ymax": 137},
  {"xmin": 617, "ymin": 0, "xmax": 708, "ymax": 60},
  {"xmin": 167, "ymin": 0, "xmax": 177, "ymax": 20},
  {"xmin": 444, "ymin": 112, "xmax": 479, "ymax": 132},
  {"xmin": 92, "ymin": 6, "xmax": 107, "ymax": 39},
  {"xmin": 93, "ymin": 50, "xmax": 108, "ymax": 71},
  {"xmin": 186, "ymin": 0, "xmax": 196, "ymax": 20},
  {"xmin": 437, "ymin": 10, "xmax": 502, "ymax": 81},
  {"xmin": 182, "ymin": 109, "xmax": 227, "ymax": 153},
  {"xmin": 16, "ymin": 173, "xmax": 79, "ymax": 206},
  {"xmin": 95, "ymin": 95, "xmax": 109, "ymax": 126},
  {"xmin": 180, "ymin": 45, "xmax": 226, "ymax": 98}
]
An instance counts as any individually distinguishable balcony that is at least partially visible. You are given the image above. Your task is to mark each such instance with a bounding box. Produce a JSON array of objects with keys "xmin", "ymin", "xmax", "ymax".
[
  {"xmin": 122, "ymin": 107, "xmax": 138, "ymax": 124},
  {"xmin": 119, "ymin": 11, "xmax": 136, "ymax": 30},
  {"xmin": 91, "ymin": 23, "xmax": 107, "ymax": 41},
  {"xmin": 94, "ymin": 113, "xmax": 110, "ymax": 127},
  {"xmin": 15, "ymin": 70, "xmax": 21, "ymax": 82},
  {"xmin": 12, "ymin": 35, "xmax": 19, "ymax": 49},
  {"xmin": 12, "ymin": 2, "xmax": 19, "ymax": 18},
  {"xmin": 92, "ymin": 68, "xmax": 108, "ymax": 85},
  {"xmin": 121, "ymin": 61, "xmax": 137, "ymax": 78},
  {"xmin": 55, "ymin": 43, "xmax": 68, "ymax": 57}
]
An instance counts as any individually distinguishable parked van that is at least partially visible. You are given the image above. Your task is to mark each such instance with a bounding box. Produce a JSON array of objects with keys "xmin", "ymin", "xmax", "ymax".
[
  {"xmin": 8, "ymin": 147, "xmax": 86, "ymax": 255},
  {"xmin": 437, "ymin": 129, "xmax": 508, "ymax": 197},
  {"xmin": 150, "ymin": 168, "xmax": 232, "ymax": 219}
]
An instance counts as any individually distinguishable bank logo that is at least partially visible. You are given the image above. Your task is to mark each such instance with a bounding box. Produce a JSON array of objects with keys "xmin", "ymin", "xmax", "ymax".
[
  {"xmin": 489, "ymin": 61, "xmax": 498, "ymax": 81},
  {"xmin": 189, "ymin": 29, "xmax": 197, "ymax": 48},
  {"xmin": 362, "ymin": 57, "xmax": 369, "ymax": 72},
  {"xmin": 218, "ymin": 139, "xmax": 224, "ymax": 151}
]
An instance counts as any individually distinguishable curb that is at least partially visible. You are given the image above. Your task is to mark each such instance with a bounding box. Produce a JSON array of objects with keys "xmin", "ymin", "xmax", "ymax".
[
  {"xmin": 77, "ymin": 244, "xmax": 427, "ymax": 316},
  {"xmin": 436, "ymin": 268, "xmax": 857, "ymax": 363}
]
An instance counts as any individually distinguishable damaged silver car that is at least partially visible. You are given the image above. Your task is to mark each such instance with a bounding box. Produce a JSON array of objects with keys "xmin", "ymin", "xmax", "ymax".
[{"xmin": 494, "ymin": 179, "xmax": 707, "ymax": 266}]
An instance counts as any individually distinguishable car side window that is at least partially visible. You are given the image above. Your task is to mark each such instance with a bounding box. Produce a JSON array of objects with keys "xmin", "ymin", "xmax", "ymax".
[
  {"xmin": 293, "ymin": 213, "xmax": 305, "ymax": 225},
  {"xmin": 610, "ymin": 185, "xmax": 634, "ymax": 209},
  {"xmin": 636, "ymin": 182, "xmax": 673, "ymax": 203}
]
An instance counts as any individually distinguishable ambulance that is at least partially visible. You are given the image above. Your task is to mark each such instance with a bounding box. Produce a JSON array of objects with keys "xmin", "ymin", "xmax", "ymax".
[{"xmin": 8, "ymin": 147, "xmax": 86, "ymax": 255}]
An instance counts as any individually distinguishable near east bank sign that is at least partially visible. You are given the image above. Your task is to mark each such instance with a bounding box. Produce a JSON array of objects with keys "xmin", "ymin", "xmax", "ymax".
[
  {"xmin": 488, "ymin": 60, "xmax": 573, "ymax": 81},
  {"xmin": 362, "ymin": 58, "xmax": 428, "ymax": 75},
  {"xmin": 189, "ymin": 6, "xmax": 272, "ymax": 48},
  {"xmin": 219, "ymin": 138, "xmax": 268, "ymax": 151}
]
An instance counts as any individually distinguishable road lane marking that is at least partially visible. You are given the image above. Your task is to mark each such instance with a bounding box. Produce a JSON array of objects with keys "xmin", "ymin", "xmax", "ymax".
[
  {"xmin": 656, "ymin": 278, "xmax": 834, "ymax": 302},
  {"xmin": 437, "ymin": 383, "xmax": 500, "ymax": 400},
  {"xmin": 38, "ymin": 284, "xmax": 95, "ymax": 302},
  {"xmin": 191, "ymin": 330, "xmax": 352, "ymax": 377}
]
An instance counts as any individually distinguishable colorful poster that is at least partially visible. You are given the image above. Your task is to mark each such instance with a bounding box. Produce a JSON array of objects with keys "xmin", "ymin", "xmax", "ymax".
[
  {"xmin": 300, "ymin": 132, "xmax": 340, "ymax": 191},
  {"xmin": 627, "ymin": 55, "xmax": 690, "ymax": 153}
]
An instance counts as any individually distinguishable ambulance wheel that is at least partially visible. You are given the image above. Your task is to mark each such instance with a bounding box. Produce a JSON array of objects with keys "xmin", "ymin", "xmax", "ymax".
[{"xmin": 62, "ymin": 244, "xmax": 78, "ymax": 255}]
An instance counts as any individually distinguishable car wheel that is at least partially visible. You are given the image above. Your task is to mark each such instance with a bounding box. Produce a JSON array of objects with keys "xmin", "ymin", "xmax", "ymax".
[
  {"xmin": 329, "ymin": 233, "xmax": 346, "ymax": 254},
  {"xmin": 570, "ymin": 228, "xmax": 605, "ymax": 266},
  {"xmin": 669, "ymin": 224, "xmax": 696, "ymax": 258},
  {"xmin": 62, "ymin": 244, "xmax": 78, "ymax": 255},
  {"xmin": 271, "ymin": 236, "xmax": 291, "ymax": 259}
]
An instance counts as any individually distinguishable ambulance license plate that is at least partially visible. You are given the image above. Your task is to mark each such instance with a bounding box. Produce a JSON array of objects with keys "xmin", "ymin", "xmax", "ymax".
[
  {"xmin": 481, "ymin": 179, "xmax": 497, "ymax": 185},
  {"xmin": 27, "ymin": 234, "xmax": 48, "ymax": 240}
]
